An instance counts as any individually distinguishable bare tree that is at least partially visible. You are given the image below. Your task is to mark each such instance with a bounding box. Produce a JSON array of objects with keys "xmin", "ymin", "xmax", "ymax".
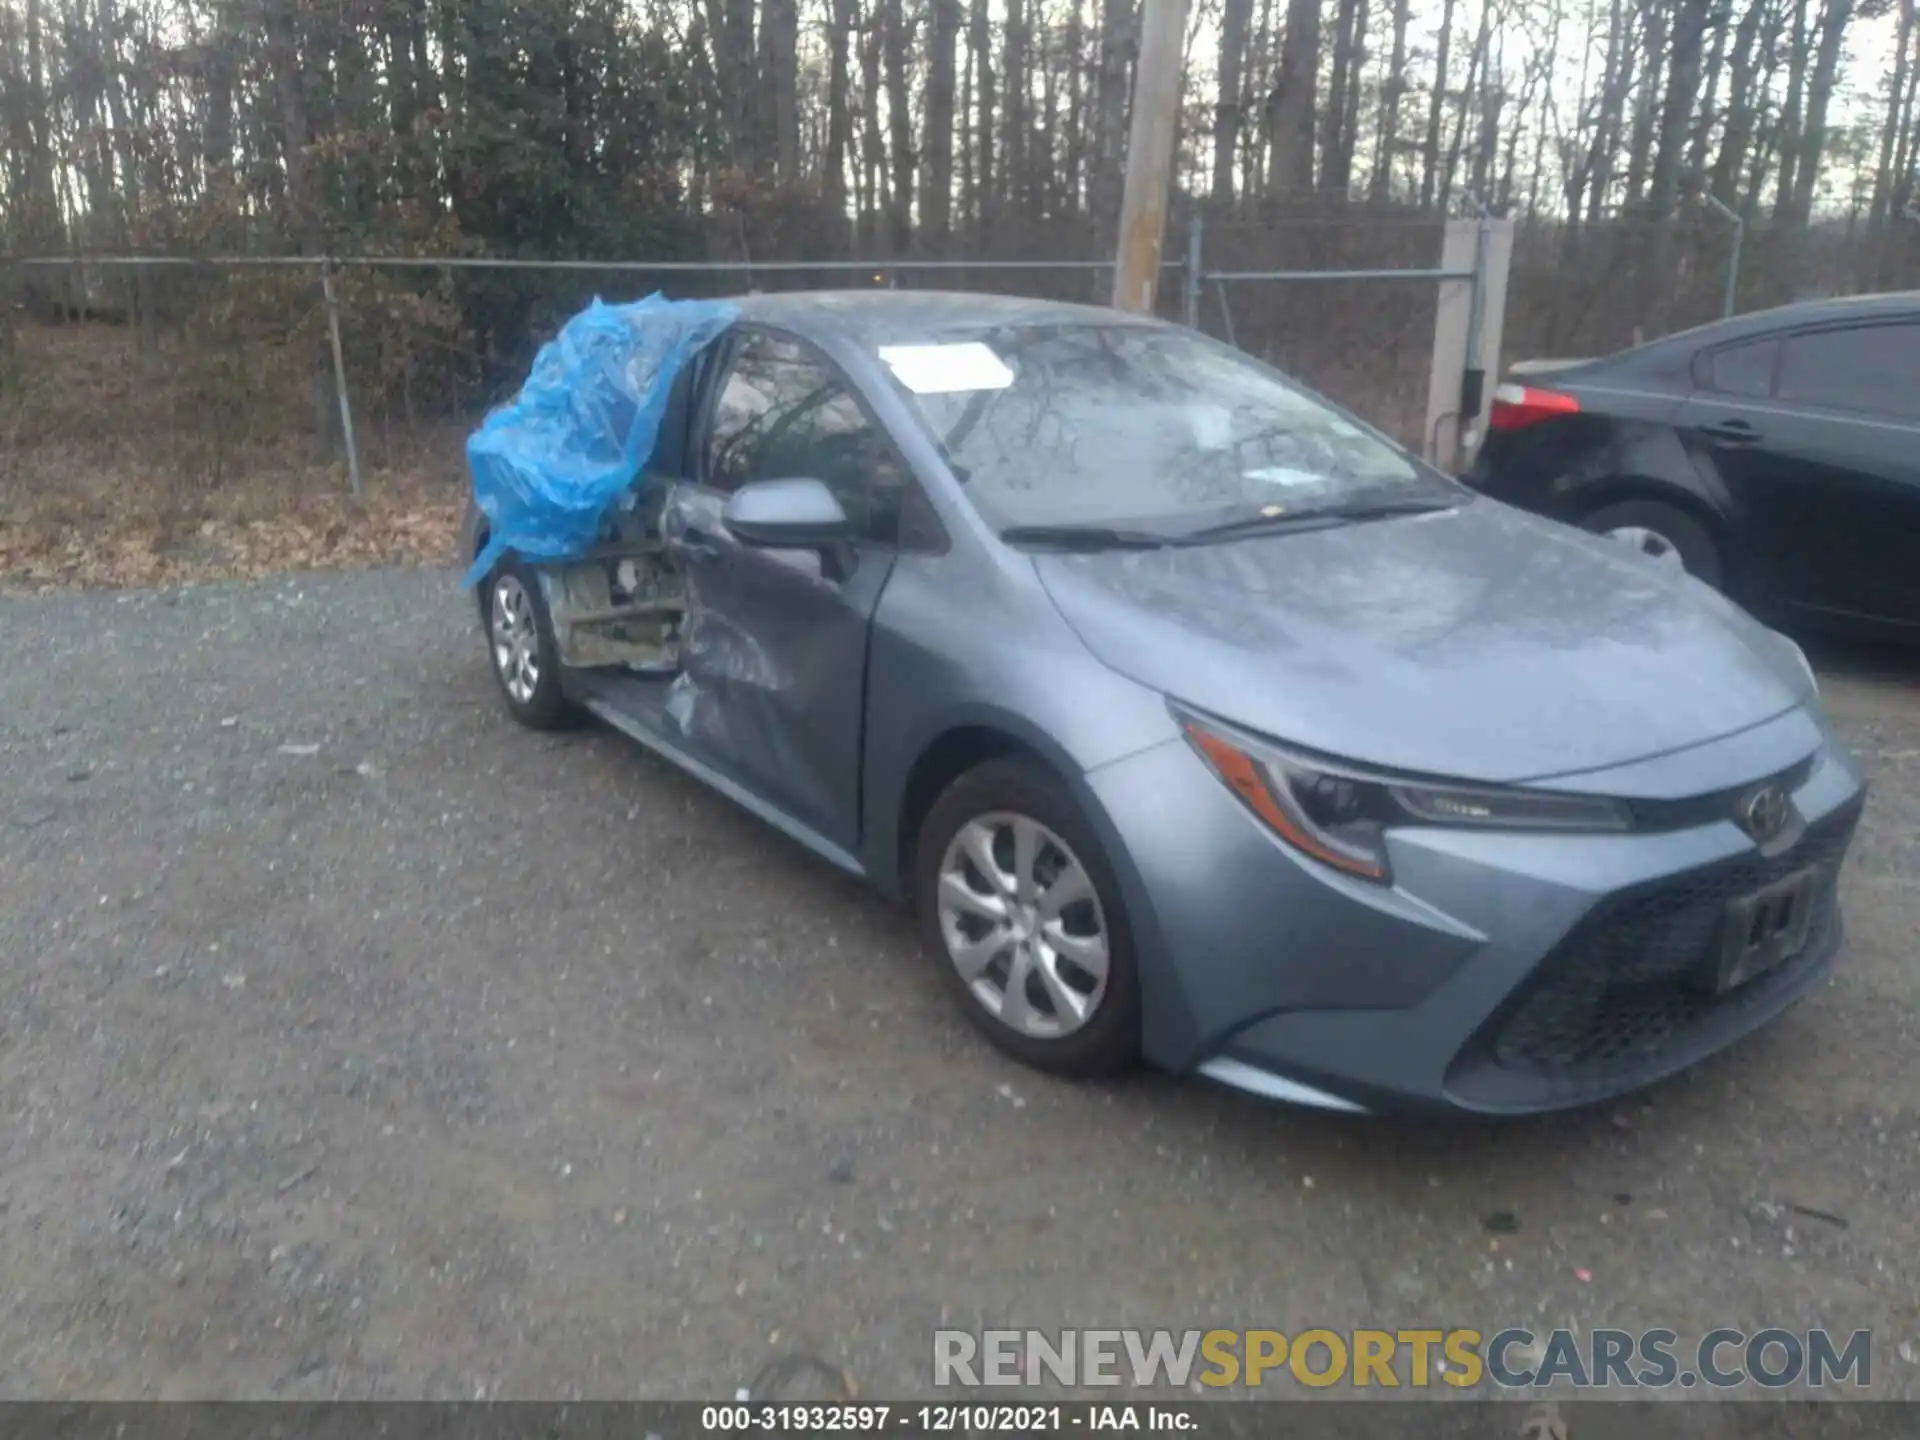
[
  {"xmin": 1210, "ymin": 0, "xmax": 1252, "ymax": 201},
  {"xmin": 1321, "ymin": 0, "xmax": 1370, "ymax": 192},
  {"xmin": 825, "ymin": 0, "xmax": 854, "ymax": 220},
  {"xmin": 970, "ymin": 0, "xmax": 995, "ymax": 220},
  {"xmin": 1264, "ymin": 0, "xmax": 1319, "ymax": 191},
  {"xmin": 883, "ymin": 0, "xmax": 915, "ymax": 252},
  {"xmin": 1419, "ymin": 0, "xmax": 1457, "ymax": 205},
  {"xmin": 706, "ymin": 0, "xmax": 761, "ymax": 169},
  {"xmin": 1784, "ymin": 0, "xmax": 1852, "ymax": 221},
  {"xmin": 1772, "ymin": 0, "xmax": 1810, "ymax": 217},
  {"xmin": 1005, "ymin": 0, "xmax": 1028, "ymax": 213},
  {"xmin": 1369, "ymin": 0, "xmax": 1411, "ymax": 199},
  {"xmin": 1584, "ymin": 0, "xmax": 1639, "ymax": 221},
  {"xmin": 1709, "ymin": 0, "xmax": 1768, "ymax": 207},
  {"xmin": 924, "ymin": 0, "xmax": 957, "ymax": 239},
  {"xmin": 1889, "ymin": 40, "xmax": 1920, "ymax": 222},
  {"xmin": 1089, "ymin": 0, "xmax": 1133, "ymax": 242},
  {"xmin": 858, "ymin": 0, "xmax": 887, "ymax": 248},
  {"xmin": 762, "ymin": 0, "xmax": 799, "ymax": 177},
  {"xmin": 1682, "ymin": 0, "xmax": 1731, "ymax": 195},
  {"xmin": 0, "ymin": 0, "xmax": 1896, "ymax": 361},
  {"xmin": 1621, "ymin": 0, "xmax": 1668, "ymax": 210},
  {"xmin": 1870, "ymin": 0, "xmax": 1915, "ymax": 224},
  {"xmin": 1440, "ymin": 0, "xmax": 1492, "ymax": 207},
  {"xmin": 1648, "ymin": 0, "xmax": 1713, "ymax": 219}
]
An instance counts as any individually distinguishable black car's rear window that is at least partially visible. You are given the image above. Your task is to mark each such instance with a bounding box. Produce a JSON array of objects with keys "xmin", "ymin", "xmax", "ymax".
[
  {"xmin": 1779, "ymin": 323, "xmax": 1920, "ymax": 422},
  {"xmin": 1703, "ymin": 338, "xmax": 1777, "ymax": 398}
]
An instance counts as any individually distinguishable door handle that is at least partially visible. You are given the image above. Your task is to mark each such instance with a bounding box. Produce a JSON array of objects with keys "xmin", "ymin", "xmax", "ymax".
[{"xmin": 1700, "ymin": 419, "xmax": 1762, "ymax": 446}]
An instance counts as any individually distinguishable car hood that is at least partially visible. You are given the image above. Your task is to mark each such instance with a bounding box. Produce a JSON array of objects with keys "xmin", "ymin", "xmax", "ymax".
[{"xmin": 1032, "ymin": 500, "xmax": 1812, "ymax": 785}]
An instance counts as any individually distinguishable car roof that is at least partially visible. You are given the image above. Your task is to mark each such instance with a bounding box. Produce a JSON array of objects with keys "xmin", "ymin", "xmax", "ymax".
[
  {"xmin": 726, "ymin": 288, "xmax": 1157, "ymax": 344},
  {"xmin": 1651, "ymin": 290, "xmax": 1920, "ymax": 351},
  {"xmin": 1556, "ymin": 290, "xmax": 1920, "ymax": 388}
]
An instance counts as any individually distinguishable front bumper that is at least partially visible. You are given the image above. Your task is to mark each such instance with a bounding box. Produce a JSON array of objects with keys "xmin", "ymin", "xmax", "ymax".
[{"xmin": 1085, "ymin": 707, "xmax": 1866, "ymax": 1116}]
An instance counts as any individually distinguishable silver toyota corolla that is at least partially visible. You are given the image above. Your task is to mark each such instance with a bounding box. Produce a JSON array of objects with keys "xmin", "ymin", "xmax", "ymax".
[{"xmin": 467, "ymin": 291, "xmax": 1865, "ymax": 1116}]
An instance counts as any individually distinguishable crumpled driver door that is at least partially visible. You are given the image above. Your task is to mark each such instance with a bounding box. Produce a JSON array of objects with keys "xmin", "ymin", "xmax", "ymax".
[
  {"xmin": 658, "ymin": 327, "xmax": 920, "ymax": 852},
  {"xmin": 660, "ymin": 481, "xmax": 894, "ymax": 854}
]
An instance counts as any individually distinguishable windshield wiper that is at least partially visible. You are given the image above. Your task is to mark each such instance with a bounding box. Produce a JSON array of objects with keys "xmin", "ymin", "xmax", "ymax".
[
  {"xmin": 999, "ymin": 524, "xmax": 1172, "ymax": 551},
  {"xmin": 1179, "ymin": 496, "xmax": 1458, "ymax": 544}
]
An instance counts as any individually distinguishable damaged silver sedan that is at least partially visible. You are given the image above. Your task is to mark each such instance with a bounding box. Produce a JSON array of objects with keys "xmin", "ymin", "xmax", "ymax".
[{"xmin": 466, "ymin": 290, "xmax": 1862, "ymax": 1115}]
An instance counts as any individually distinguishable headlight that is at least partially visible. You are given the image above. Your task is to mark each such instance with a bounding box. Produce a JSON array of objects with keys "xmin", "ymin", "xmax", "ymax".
[{"xmin": 1176, "ymin": 708, "xmax": 1631, "ymax": 884}]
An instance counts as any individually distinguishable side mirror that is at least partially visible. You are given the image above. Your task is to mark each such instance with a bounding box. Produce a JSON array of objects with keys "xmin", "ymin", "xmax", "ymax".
[{"xmin": 722, "ymin": 478, "xmax": 852, "ymax": 550}]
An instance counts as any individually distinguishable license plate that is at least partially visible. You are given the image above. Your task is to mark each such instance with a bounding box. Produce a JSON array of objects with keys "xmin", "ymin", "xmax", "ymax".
[{"xmin": 1715, "ymin": 867, "xmax": 1820, "ymax": 992}]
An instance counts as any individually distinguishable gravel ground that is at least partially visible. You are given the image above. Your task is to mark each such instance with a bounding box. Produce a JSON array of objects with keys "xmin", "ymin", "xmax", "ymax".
[{"xmin": 1, "ymin": 567, "xmax": 1916, "ymax": 1402}]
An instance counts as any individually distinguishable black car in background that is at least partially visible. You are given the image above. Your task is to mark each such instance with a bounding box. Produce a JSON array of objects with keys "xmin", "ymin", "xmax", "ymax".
[{"xmin": 1465, "ymin": 292, "xmax": 1920, "ymax": 634}]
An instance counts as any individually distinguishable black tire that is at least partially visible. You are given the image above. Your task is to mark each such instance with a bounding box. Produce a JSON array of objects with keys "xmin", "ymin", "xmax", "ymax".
[
  {"xmin": 1579, "ymin": 499, "xmax": 1724, "ymax": 589},
  {"xmin": 481, "ymin": 558, "xmax": 580, "ymax": 730},
  {"xmin": 913, "ymin": 757, "xmax": 1141, "ymax": 1078}
]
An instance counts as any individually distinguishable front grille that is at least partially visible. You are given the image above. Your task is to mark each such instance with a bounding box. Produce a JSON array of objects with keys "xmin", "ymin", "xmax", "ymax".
[
  {"xmin": 1451, "ymin": 799, "xmax": 1862, "ymax": 1103},
  {"xmin": 1627, "ymin": 753, "xmax": 1816, "ymax": 832}
]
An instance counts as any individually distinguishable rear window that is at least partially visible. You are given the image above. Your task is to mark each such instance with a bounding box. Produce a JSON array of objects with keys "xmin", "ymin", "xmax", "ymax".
[
  {"xmin": 1778, "ymin": 324, "xmax": 1920, "ymax": 421},
  {"xmin": 1703, "ymin": 338, "xmax": 1777, "ymax": 398}
]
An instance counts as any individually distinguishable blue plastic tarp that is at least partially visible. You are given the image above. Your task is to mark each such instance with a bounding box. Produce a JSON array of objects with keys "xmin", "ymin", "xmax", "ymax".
[{"xmin": 462, "ymin": 293, "xmax": 738, "ymax": 588}]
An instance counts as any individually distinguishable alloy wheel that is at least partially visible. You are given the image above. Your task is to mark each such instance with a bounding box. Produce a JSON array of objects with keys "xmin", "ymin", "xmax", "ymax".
[
  {"xmin": 936, "ymin": 812, "xmax": 1110, "ymax": 1039},
  {"xmin": 491, "ymin": 573, "xmax": 541, "ymax": 705},
  {"xmin": 1605, "ymin": 524, "xmax": 1686, "ymax": 570}
]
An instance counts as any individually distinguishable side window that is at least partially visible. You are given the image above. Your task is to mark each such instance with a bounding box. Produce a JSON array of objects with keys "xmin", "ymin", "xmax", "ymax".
[
  {"xmin": 1703, "ymin": 338, "xmax": 1777, "ymax": 398},
  {"xmin": 1778, "ymin": 324, "xmax": 1920, "ymax": 422},
  {"xmin": 703, "ymin": 332, "xmax": 911, "ymax": 544}
]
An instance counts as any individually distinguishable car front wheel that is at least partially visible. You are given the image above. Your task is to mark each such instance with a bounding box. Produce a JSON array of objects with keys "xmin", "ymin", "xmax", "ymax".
[{"xmin": 915, "ymin": 758, "xmax": 1140, "ymax": 1077}]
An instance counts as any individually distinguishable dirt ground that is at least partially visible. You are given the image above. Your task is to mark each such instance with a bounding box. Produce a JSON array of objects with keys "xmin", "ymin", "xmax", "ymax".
[
  {"xmin": 0, "ymin": 323, "xmax": 465, "ymax": 594},
  {"xmin": 0, "ymin": 567, "xmax": 1916, "ymax": 1404}
]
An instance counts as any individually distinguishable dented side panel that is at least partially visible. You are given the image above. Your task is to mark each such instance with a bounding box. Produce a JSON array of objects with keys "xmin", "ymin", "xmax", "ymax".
[{"xmin": 661, "ymin": 484, "xmax": 895, "ymax": 851}]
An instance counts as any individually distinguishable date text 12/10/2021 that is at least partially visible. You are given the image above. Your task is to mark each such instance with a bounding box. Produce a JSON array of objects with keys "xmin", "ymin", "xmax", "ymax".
[{"xmin": 699, "ymin": 1404, "xmax": 1197, "ymax": 1432}]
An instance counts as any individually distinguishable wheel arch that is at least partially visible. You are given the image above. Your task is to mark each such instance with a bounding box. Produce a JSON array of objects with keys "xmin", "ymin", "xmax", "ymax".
[
  {"xmin": 468, "ymin": 515, "xmax": 494, "ymax": 624},
  {"xmin": 1570, "ymin": 474, "xmax": 1731, "ymax": 540},
  {"xmin": 891, "ymin": 721, "xmax": 1068, "ymax": 899}
]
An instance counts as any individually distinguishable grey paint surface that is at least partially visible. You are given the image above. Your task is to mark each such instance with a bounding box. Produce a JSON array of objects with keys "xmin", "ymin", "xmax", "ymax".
[
  {"xmin": 1031, "ymin": 500, "xmax": 1811, "ymax": 785},
  {"xmin": 499, "ymin": 292, "xmax": 1863, "ymax": 1113},
  {"xmin": 660, "ymin": 483, "xmax": 895, "ymax": 852}
]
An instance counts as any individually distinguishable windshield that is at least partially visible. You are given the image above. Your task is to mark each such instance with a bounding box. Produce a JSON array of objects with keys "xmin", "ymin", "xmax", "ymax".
[{"xmin": 881, "ymin": 322, "xmax": 1456, "ymax": 533}]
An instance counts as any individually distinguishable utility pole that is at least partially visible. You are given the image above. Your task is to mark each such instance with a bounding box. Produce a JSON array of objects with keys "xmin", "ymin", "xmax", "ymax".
[{"xmin": 1110, "ymin": 0, "xmax": 1190, "ymax": 313}]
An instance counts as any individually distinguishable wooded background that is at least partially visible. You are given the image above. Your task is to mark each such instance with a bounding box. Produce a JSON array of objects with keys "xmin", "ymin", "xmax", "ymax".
[
  {"xmin": 3, "ymin": 0, "xmax": 1914, "ymax": 265},
  {"xmin": 0, "ymin": 0, "xmax": 1917, "ymax": 516}
]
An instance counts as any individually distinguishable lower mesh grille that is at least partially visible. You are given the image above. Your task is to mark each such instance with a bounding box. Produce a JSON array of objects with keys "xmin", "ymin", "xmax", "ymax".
[{"xmin": 1469, "ymin": 801, "xmax": 1861, "ymax": 1087}]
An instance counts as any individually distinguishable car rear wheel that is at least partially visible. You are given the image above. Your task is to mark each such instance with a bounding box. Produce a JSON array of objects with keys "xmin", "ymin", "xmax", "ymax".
[
  {"xmin": 914, "ymin": 758, "xmax": 1140, "ymax": 1077},
  {"xmin": 484, "ymin": 560, "xmax": 578, "ymax": 730},
  {"xmin": 1580, "ymin": 500, "xmax": 1723, "ymax": 589}
]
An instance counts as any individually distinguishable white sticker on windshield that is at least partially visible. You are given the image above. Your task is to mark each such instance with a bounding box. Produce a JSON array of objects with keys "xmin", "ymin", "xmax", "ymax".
[
  {"xmin": 1244, "ymin": 465, "xmax": 1327, "ymax": 488},
  {"xmin": 878, "ymin": 342, "xmax": 1015, "ymax": 394}
]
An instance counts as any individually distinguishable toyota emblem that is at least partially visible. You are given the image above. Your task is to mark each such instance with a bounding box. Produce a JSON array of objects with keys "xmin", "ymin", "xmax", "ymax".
[{"xmin": 1741, "ymin": 784, "xmax": 1792, "ymax": 843}]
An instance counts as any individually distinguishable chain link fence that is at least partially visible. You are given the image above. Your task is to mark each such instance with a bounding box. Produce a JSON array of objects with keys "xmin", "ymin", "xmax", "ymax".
[
  {"xmin": 1197, "ymin": 212, "xmax": 1455, "ymax": 446},
  {"xmin": 4, "ymin": 211, "xmax": 1916, "ymax": 587},
  {"xmin": 1506, "ymin": 215, "xmax": 1920, "ymax": 362},
  {"xmin": 0, "ymin": 236, "xmax": 1433, "ymax": 520}
]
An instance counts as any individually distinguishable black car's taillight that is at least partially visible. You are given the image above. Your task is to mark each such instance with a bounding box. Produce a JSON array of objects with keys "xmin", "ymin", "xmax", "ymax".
[{"xmin": 1488, "ymin": 384, "xmax": 1581, "ymax": 431}]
